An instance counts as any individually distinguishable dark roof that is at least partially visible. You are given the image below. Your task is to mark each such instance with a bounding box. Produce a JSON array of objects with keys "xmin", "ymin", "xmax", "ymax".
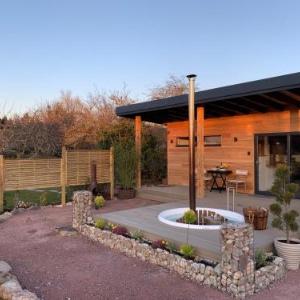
[{"xmin": 116, "ymin": 72, "xmax": 300, "ymax": 124}]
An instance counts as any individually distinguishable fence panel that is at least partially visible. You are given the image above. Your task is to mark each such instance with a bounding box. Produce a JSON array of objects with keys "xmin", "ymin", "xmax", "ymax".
[
  {"xmin": 0, "ymin": 148, "xmax": 114, "ymax": 212},
  {"xmin": 4, "ymin": 158, "xmax": 61, "ymax": 191},
  {"xmin": 66, "ymin": 149, "xmax": 111, "ymax": 186}
]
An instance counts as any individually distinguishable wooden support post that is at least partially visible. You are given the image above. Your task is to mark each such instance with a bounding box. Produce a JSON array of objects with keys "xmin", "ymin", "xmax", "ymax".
[
  {"xmin": 110, "ymin": 146, "xmax": 114, "ymax": 200},
  {"xmin": 0, "ymin": 155, "xmax": 4, "ymax": 213},
  {"xmin": 61, "ymin": 147, "xmax": 67, "ymax": 206},
  {"xmin": 197, "ymin": 106, "xmax": 205, "ymax": 199},
  {"xmin": 135, "ymin": 116, "xmax": 142, "ymax": 189}
]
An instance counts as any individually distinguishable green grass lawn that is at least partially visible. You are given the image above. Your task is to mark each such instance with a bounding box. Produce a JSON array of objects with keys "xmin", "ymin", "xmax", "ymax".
[
  {"xmin": 3, "ymin": 185, "xmax": 94, "ymax": 211},
  {"xmin": 4, "ymin": 189, "xmax": 61, "ymax": 211}
]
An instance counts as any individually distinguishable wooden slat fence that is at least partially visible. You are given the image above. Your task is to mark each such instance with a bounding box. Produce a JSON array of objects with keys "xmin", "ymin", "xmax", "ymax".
[{"xmin": 0, "ymin": 147, "xmax": 114, "ymax": 212}]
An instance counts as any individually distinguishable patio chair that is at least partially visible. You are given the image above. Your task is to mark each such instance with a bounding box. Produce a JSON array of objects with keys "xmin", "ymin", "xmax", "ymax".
[
  {"xmin": 204, "ymin": 169, "xmax": 213, "ymax": 190},
  {"xmin": 226, "ymin": 169, "xmax": 248, "ymax": 193}
]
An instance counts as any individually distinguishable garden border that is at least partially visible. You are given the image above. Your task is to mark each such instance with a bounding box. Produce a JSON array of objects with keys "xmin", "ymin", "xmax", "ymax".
[{"xmin": 73, "ymin": 191, "xmax": 286, "ymax": 299}]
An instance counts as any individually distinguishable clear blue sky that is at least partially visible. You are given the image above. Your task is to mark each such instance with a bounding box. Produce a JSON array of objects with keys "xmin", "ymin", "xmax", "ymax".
[{"xmin": 1, "ymin": 0, "xmax": 300, "ymax": 114}]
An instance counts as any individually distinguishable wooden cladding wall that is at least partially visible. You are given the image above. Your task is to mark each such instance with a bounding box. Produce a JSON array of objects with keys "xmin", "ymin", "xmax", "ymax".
[
  {"xmin": 167, "ymin": 110, "xmax": 300, "ymax": 194},
  {"xmin": 0, "ymin": 148, "xmax": 114, "ymax": 212}
]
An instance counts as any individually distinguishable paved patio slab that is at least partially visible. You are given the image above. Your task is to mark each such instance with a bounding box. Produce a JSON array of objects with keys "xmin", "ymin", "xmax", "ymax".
[{"xmin": 98, "ymin": 189, "xmax": 300, "ymax": 261}]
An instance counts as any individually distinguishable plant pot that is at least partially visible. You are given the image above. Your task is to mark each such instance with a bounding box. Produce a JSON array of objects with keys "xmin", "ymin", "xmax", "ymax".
[
  {"xmin": 274, "ymin": 237, "xmax": 300, "ymax": 270},
  {"xmin": 117, "ymin": 188, "xmax": 136, "ymax": 199}
]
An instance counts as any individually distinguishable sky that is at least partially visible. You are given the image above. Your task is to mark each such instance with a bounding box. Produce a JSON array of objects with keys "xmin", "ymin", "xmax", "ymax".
[{"xmin": 1, "ymin": 0, "xmax": 300, "ymax": 114}]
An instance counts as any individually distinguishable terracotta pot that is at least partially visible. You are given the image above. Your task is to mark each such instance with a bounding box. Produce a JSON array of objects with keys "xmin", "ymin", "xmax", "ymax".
[
  {"xmin": 274, "ymin": 237, "xmax": 300, "ymax": 270},
  {"xmin": 117, "ymin": 188, "xmax": 136, "ymax": 199}
]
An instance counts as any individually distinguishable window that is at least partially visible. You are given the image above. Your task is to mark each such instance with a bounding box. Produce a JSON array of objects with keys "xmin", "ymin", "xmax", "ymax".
[
  {"xmin": 176, "ymin": 137, "xmax": 196, "ymax": 147},
  {"xmin": 175, "ymin": 135, "xmax": 221, "ymax": 147},
  {"xmin": 204, "ymin": 135, "xmax": 221, "ymax": 147}
]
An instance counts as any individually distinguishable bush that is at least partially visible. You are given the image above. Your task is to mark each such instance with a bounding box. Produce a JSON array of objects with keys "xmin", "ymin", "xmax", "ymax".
[
  {"xmin": 132, "ymin": 230, "xmax": 144, "ymax": 241},
  {"xmin": 166, "ymin": 242, "xmax": 177, "ymax": 253},
  {"xmin": 151, "ymin": 239, "xmax": 167, "ymax": 250},
  {"xmin": 180, "ymin": 244, "xmax": 195, "ymax": 259},
  {"xmin": 39, "ymin": 192, "xmax": 48, "ymax": 206},
  {"xmin": 112, "ymin": 225, "xmax": 129, "ymax": 237},
  {"xmin": 95, "ymin": 218, "xmax": 107, "ymax": 230},
  {"xmin": 183, "ymin": 209, "xmax": 197, "ymax": 224},
  {"xmin": 114, "ymin": 141, "xmax": 137, "ymax": 190},
  {"xmin": 255, "ymin": 249, "xmax": 269, "ymax": 269},
  {"xmin": 94, "ymin": 195, "xmax": 105, "ymax": 208}
]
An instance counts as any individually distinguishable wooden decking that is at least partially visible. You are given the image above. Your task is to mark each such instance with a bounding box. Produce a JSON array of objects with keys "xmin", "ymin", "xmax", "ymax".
[{"xmin": 96, "ymin": 186, "xmax": 300, "ymax": 262}]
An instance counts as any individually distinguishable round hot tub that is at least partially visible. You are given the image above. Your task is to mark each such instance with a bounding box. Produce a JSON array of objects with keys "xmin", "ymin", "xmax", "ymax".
[{"xmin": 158, "ymin": 207, "xmax": 245, "ymax": 230}]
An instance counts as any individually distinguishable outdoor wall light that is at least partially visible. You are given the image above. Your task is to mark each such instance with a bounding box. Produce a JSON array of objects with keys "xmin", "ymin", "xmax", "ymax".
[{"xmin": 234, "ymin": 137, "xmax": 238, "ymax": 142}]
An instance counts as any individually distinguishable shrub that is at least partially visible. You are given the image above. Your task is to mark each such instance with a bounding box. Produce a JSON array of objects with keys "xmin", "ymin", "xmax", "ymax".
[
  {"xmin": 166, "ymin": 241, "xmax": 177, "ymax": 253},
  {"xmin": 255, "ymin": 249, "xmax": 269, "ymax": 269},
  {"xmin": 94, "ymin": 195, "xmax": 105, "ymax": 208},
  {"xmin": 180, "ymin": 244, "xmax": 195, "ymax": 259},
  {"xmin": 114, "ymin": 141, "xmax": 137, "ymax": 190},
  {"xmin": 183, "ymin": 209, "xmax": 197, "ymax": 244},
  {"xmin": 107, "ymin": 222, "xmax": 115, "ymax": 231},
  {"xmin": 132, "ymin": 230, "xmax": 144, "ymax": 241},
  {"xmin": 151, "ymin": 239, "xmax": 167, "ymax": 250},
  {"xmin": 270, "ymin": 164, "xmax": 299, "ymax": 243},
  {"xmin": 39, "ymin": 192, "xmax": 48, "ymax": 206},
  {"xmin": 183, "ymin": 209, "xmax": 197, "ymax": 224},
  {"xmin": 112, "ymin": 225, "xmax": 129, "ymax": 237},
  {"xmin": 95, "ymin": 218, "xmax": 107, "ymax": 230}
]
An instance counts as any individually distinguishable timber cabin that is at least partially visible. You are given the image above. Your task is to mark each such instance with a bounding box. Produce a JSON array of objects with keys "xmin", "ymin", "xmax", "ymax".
[{"xmin": 116, "ymin": 72, "xmax": 300, "ymax": 198}]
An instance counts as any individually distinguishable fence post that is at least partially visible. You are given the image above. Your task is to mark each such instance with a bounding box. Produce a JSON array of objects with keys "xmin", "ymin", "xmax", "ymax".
[
  {"xmin": 61, "ymin": 147, "xmax": 67, "ymax": 206},
  {"xmin": 110, "ymin": 146, "xmax": 114, "ymax": 200},
  {"xmin": 0, "ymin": 155, "xmax": 4, "ymax": 213}
]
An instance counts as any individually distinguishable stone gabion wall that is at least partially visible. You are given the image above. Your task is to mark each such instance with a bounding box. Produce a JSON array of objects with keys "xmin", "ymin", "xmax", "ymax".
[
  {"xmin": 72, "ymin": 195, "xmax": 286, "ymax": 299},
  {"xmin": 254, "ymin": 257, "xmax": 285, "ymax": 292},
  {"xmin": 72, "ymin": 191, "xmax": 93, "ymax": 229},
  {"xmin": 79, "ymin": 225, "xmax": 221, "ymax": 287},
  {"xmin": 220, "ymin": 224, "xmax": 255, "ymax": 298}
]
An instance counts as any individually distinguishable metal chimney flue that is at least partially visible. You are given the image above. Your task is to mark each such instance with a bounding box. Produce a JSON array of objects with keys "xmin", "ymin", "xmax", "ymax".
[{"xmin": 187, "ymin": 74, "xmax": 197, "ymax": 211}]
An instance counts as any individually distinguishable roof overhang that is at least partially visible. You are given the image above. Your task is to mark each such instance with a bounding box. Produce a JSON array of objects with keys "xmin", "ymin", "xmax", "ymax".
[{"xmin": 116, "ymin": 72, "xmax": 300, "ymax": 124}]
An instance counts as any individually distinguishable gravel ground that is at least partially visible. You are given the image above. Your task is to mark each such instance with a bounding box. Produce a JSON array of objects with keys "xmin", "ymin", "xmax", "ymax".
[{"xmin": 0, "ymin": 199, "xmax": 299, "ymax": 300}]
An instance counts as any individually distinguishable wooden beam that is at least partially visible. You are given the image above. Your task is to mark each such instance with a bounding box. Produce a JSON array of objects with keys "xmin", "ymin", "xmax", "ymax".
[
  {"xmin": 208, "ymin": 103, "xmax": 243, "ymax": 115},
  {"xmin": 226, "ymin": 100, "xmax": 260, "ymax": 113},
  {"xmin": 135, "ymin": 116, "xmax": 142, "ymax": 189},
  {"xmin": 197, "ymin": 107, "xmax": 205, "ymax": 199},
  {"xmin": 241, "ymin": 97, "xmax": 269, "ymax": 110},
  {"xmin": 282, "ymin": 90, "xmax": 300, "ymax": 102}
]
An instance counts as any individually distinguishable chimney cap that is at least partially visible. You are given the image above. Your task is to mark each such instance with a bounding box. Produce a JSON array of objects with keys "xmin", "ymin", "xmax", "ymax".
[{"xmin": 186, "ymin": 74, "xmax": 197, "ymax": 79}]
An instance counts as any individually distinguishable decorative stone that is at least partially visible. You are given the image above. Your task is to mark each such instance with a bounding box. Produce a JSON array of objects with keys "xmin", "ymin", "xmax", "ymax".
[{"xmin": 0, "ymin": 261, "xmax": 12, "ymax": 276}]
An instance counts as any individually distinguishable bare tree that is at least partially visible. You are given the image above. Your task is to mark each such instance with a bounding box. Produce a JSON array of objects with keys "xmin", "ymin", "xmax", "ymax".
[
  {"xmin": 0, "ymin": 114, "xmax": 63, "ymax": 158},
  {"xmin": 148, "ymin": 75, "xmax": 192, "ymax": 100}
]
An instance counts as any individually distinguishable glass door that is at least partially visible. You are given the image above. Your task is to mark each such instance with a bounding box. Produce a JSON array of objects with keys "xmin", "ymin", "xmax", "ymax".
[
  {"xmin": 290, "ymin": 135, "xmax": 300, "ymax": 194},
  {"xmin": 256, "ymin": 134, "xmax": 288, "ymax": 194}
]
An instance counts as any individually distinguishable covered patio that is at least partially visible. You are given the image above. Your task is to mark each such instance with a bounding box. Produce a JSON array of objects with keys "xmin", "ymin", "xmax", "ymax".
[{"xmin": 116, "ymin": 72, "xmax": 300, "ymax": 197}]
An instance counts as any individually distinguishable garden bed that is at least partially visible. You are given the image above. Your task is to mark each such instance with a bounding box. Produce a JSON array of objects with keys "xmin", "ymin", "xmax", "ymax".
[{"xmin": 78, "ymin": 223, "xmax": 286, "ymax": 298}]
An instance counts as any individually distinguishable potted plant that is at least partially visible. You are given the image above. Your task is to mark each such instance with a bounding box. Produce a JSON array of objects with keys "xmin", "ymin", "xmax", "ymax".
[
  {"xmin": 115, "ymin": 141, "xmax": 137, "ymax": 199},
  {"xmin": 270, "ymin": 164, "xmax": 300, "ymax": 270}
]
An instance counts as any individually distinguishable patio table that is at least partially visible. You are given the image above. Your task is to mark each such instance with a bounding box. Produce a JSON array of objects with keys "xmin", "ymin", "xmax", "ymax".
[{"xmin": 206, "ymin": 168, "xmax": 232, "ymax": 192}]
